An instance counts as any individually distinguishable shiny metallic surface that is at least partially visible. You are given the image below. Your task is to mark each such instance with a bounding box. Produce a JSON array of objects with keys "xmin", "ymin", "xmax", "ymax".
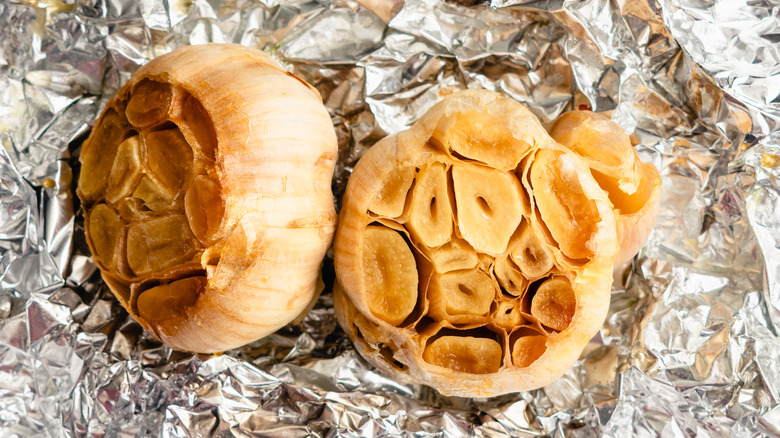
[{"xmin": 0, "ymin": 0, "xmax": 779, "ymax": 435}]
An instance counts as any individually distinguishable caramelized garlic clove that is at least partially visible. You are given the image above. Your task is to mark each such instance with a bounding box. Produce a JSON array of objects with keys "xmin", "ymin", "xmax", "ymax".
[
  {"xmin": 185, "ymin": 175, "xmax": 225, "ymax": 244},
  {"xmin": 87, "ymin": 204, "xmax": 125, "ymax": 271},
  {"xmin": 452, "ymin": 164, "xmax": 524, "ymax": 255},
  {"xmin": 431, "ymin": 110, "xmax": 529, "ymax": 171},
  {"xmin": 78, "ymin": 109, "xmax": 127, "ymax": 203},
  {"xmin": 105, "ymin": 135, "xmax": 145, "ymax": 204},
  {"xmin": 512, "ymin": 334, "xmax": 547, "ymax": 368},
  {"xmin": 368, "ymin": 166, "xmax": 415, "ymax": 218},
  {"xmin": 508, "ymin": 220, "xmax": 554, "ymax": 279},
  {"xmin": 493, "ymin": 257, "xmax": 527, "ymax": 296},
  {"xmin": 427, "ymin": 269, "xmax": 494, "ymax": 321},
  {"xmin": 178, "ymin": 94, "xmax": 217, "ymax": 160},
  {"xmin": 362, "ymin": 225, "xmax": 418, "ymax": 326},
  {"xmin": 423, "ymin": 237, "xmax": 479, "ymax": 273},
  {"xmin": 126, "ymin": 214, "xmax": 197, "ymax": 276},
  {"xmin": 132, "ymin": 175, "xmax": 177, "ymax": 212},
  {"xmin": 550, "ymin": 111, "xmax": 661, "ymax": 265},
  {"xmin": 407, "ymin": 162, "xmax": 453, "ymax": 248},
  {"xmin": 423, "ymin": 335, "xmax": 503, "ymax": 374},
  {"xmin": 125, "ymin": 79, "xmax": 173, "ymax": 127},
  {"xmin": 493, "ymin": 300, "xmax": 525, "ymax": 329},
  {"xmin": 529, "ymin": 149, "xmax": 601, "ymax": 261},
  {"xmin": 144, "ymin": 128, "xmax": 193, "ymax": 192},
  {"xmin": 137, "ymin": 276, "xmax": 205, "ymax": 322},
  {"xmin": 531, "ymin": 277, "xmax": 576, "ymax": 331}
]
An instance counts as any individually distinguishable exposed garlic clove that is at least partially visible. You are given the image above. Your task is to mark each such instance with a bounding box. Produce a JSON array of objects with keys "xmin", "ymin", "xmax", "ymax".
[
  {"xmin": 78, "ymin": 44, "xmax": 337, "ymax": 353},
  {"xmin": 407, "ymin": 162, "xmax": 453, "ymax": 248},
  {"xmin": 423, "ymin": 335, "xmax": 503, "ymax": 374},
  {"xmin": 334, "ymin": 90, "xmax": 622, "ymax": 397},
  {"xmin": 361, "ymin": 225, "xmax": 418, "ymax": 326},
  {"xmin": 452, "ymin": 163, "xmax": 524, "ymax": 255},
  {"xmin": 549, "ymin": 111, "xmax": 661, "ymax": 265},
  {"xmin": 136, "ymin": 276, "xmax": 205, "ymax": 323},
  {"xmin": 493, "ymin": 257, "xmax": 527, "ymax": 297},
  {"xmin": 125, "ymin": 79, "xmax": 173, "ymax": 128},
  {"xmin": 422, "ymin": 237, "xmax": 479, "ymax": 273},
  {"xmin": 529, "ymin": 149, "xmax": 603, "ymax": 261},
  {"xmin": 531, "ymin": 277, "xmax": 576, "ymax": 331},
  {"xmin": 512, "ymin": 334, "xmax": 547, "ymax": 368},
  {"xmin": 507, "ymin": 219, "xmax": 554, "ymax": 280},
  {"xmin": 427, "ymin": 269, "xmax": 494, "ymax": 321},
  {"xmin": 126, "ymin": 214, "xmax": 197, "ymax": 276},
  {"xmin": 368, "ymin": 166, "xmax": 415, "ymax": 218},
  {"xmin": 105, "ymin": 135, "xmax": 144, "ymax": 204},
  {"xmin": 184, "ymin": 175, "xmax": 225, "ymax": 244},
  {"xmin": 86, "ymin": 203, "xmax": 125, "ymax": 271}
]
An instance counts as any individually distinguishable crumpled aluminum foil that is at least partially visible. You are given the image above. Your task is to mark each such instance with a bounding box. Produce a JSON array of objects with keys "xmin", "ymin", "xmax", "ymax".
[{"xmin": 1, "ymin": 0, "xmax": 779, "ymax": 435}]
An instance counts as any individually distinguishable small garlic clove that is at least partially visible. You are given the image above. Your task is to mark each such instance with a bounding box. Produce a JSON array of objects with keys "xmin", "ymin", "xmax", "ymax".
[
  {"xmin": 184, "ymin": 175, "xmax": 225, "ymax": 244},
  {"xmin": 427, "ymin": 269, "xmax": 494, "ymax": 321},
  {"xmin": 512, "ymin": 334, "xmax": 547, "ymax": 368},
  {"xmin": 531, "ymin": 277, "xmax": 576, "ymax": 331},
  {"xmin": 368, "ymin": 166, "xmax": 415, "ymax": 218},
  {"xmin": 137, "ymin": 276, "xmax": 205, "ymax": 323},
  {"xmin": 407, "ymin": 162, "xmax": 453, "ymax": 248},
  {"xmin": 105, "ymin": 135, "xmax": 145, "ymax": 204}
]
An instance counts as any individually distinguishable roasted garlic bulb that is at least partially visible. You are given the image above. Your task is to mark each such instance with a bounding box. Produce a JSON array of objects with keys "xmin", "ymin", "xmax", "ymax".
[
  {"xmin": 77, "ymin": 44, "xmax": 337, "ymax": 353},
  {"xmin": 333, "ymin": 90, "xmax": 658, "ymax": 397}
]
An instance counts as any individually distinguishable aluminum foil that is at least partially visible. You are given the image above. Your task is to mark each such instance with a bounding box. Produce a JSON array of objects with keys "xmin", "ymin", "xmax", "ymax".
[{"xmin": 1, "ymin": 0, "xmax": 779, "ymax": 436}]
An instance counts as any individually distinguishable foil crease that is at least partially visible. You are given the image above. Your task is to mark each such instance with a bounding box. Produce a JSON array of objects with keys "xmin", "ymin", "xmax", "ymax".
[{"xmin": 1, "ymin": 0, "xmax": 779, "ymax": 436}]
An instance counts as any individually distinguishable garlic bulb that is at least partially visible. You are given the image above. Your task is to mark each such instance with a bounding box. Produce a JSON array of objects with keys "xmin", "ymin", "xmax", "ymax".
[
  {"xmin": 77, "ymin": 44, "xmax": 337, "ymax": 353},
  {"xmin": 334, "ymin": 90, "xmax": 625, "ymax": 397}
]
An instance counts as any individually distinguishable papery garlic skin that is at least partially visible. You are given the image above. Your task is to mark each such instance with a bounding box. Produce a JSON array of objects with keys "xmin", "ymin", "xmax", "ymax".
[
  {"xmin": 78, "ymin": 44, "xmax": 337, "ymax": 353},
  {"xmin": 333, "ymin": 90, "xmax": 621, "ymax": 397}
]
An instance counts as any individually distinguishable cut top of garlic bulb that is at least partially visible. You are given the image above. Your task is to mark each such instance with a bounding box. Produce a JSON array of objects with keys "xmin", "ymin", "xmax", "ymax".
[
  {"xmin": 333, "ymin": 90, "xmax": 631, "ymax": 397},
  {"xmin": 77, "ymin": 44, "xmax": 337, "ymax": 353}
]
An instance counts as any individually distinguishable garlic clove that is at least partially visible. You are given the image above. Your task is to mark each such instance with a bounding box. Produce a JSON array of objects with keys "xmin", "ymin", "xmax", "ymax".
[
  {"xmin": 550, "ymin": 111, "xmax": 661, "ymax": 265},
  {"xmin": 361, "ymin": 225, "xmax": 418, "ymax": 326},
  {"xmin": 531, "ymin": 277, "xmax": 576, "ymax": 331},
  {"xmin": 452, "ymin": 163, "xmax": 524, "ymax": 255},
  {"xmin": 407, "ymin": 162, "xmax": 453, "ymax": 248},
  {"xmin": 427, "ymin": 269, "xmax": 494, "ymax": 322},
  {"xmin": 423, "ymin": 335, "xmax": 503, "ymax": 375}
]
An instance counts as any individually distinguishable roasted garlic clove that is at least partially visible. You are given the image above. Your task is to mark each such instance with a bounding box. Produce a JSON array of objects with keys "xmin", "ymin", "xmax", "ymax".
[
  {"xmin": 78, "ymin": 44, "xmax": 337, "ymax": 353},
  {"xmin": 361, "ymin": 225, "xmax": 419, "ymax": 326},
  {"xmin": 549, "ymin": 111, "xmax": 661, "ymax": 265},
  {"xmin": 334, "ymin": 90, "xmax": 622, "ymax": 397},
  {"xmin": 452, "ymin": 164, "xmax": 524, "ymax": 255}
]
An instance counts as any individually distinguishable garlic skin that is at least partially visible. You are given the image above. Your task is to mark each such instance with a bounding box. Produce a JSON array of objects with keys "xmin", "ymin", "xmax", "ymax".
[
  {"xmin": 77, "ymin": 44, "xmax": 337, "ymax": 353},
  {"xmin": 333, "ymin": 90, "xmax": 620, "ymax": 397}
]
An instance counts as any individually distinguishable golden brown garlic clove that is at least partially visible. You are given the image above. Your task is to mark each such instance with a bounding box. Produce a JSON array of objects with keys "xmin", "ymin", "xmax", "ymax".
[
  {"xmin": 78, "ymin": 44, "xmax": 337, "ymax": 353},
  {"xmin": 549, "ymin": 111, "xmax": 661, "ymax": 265}
]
